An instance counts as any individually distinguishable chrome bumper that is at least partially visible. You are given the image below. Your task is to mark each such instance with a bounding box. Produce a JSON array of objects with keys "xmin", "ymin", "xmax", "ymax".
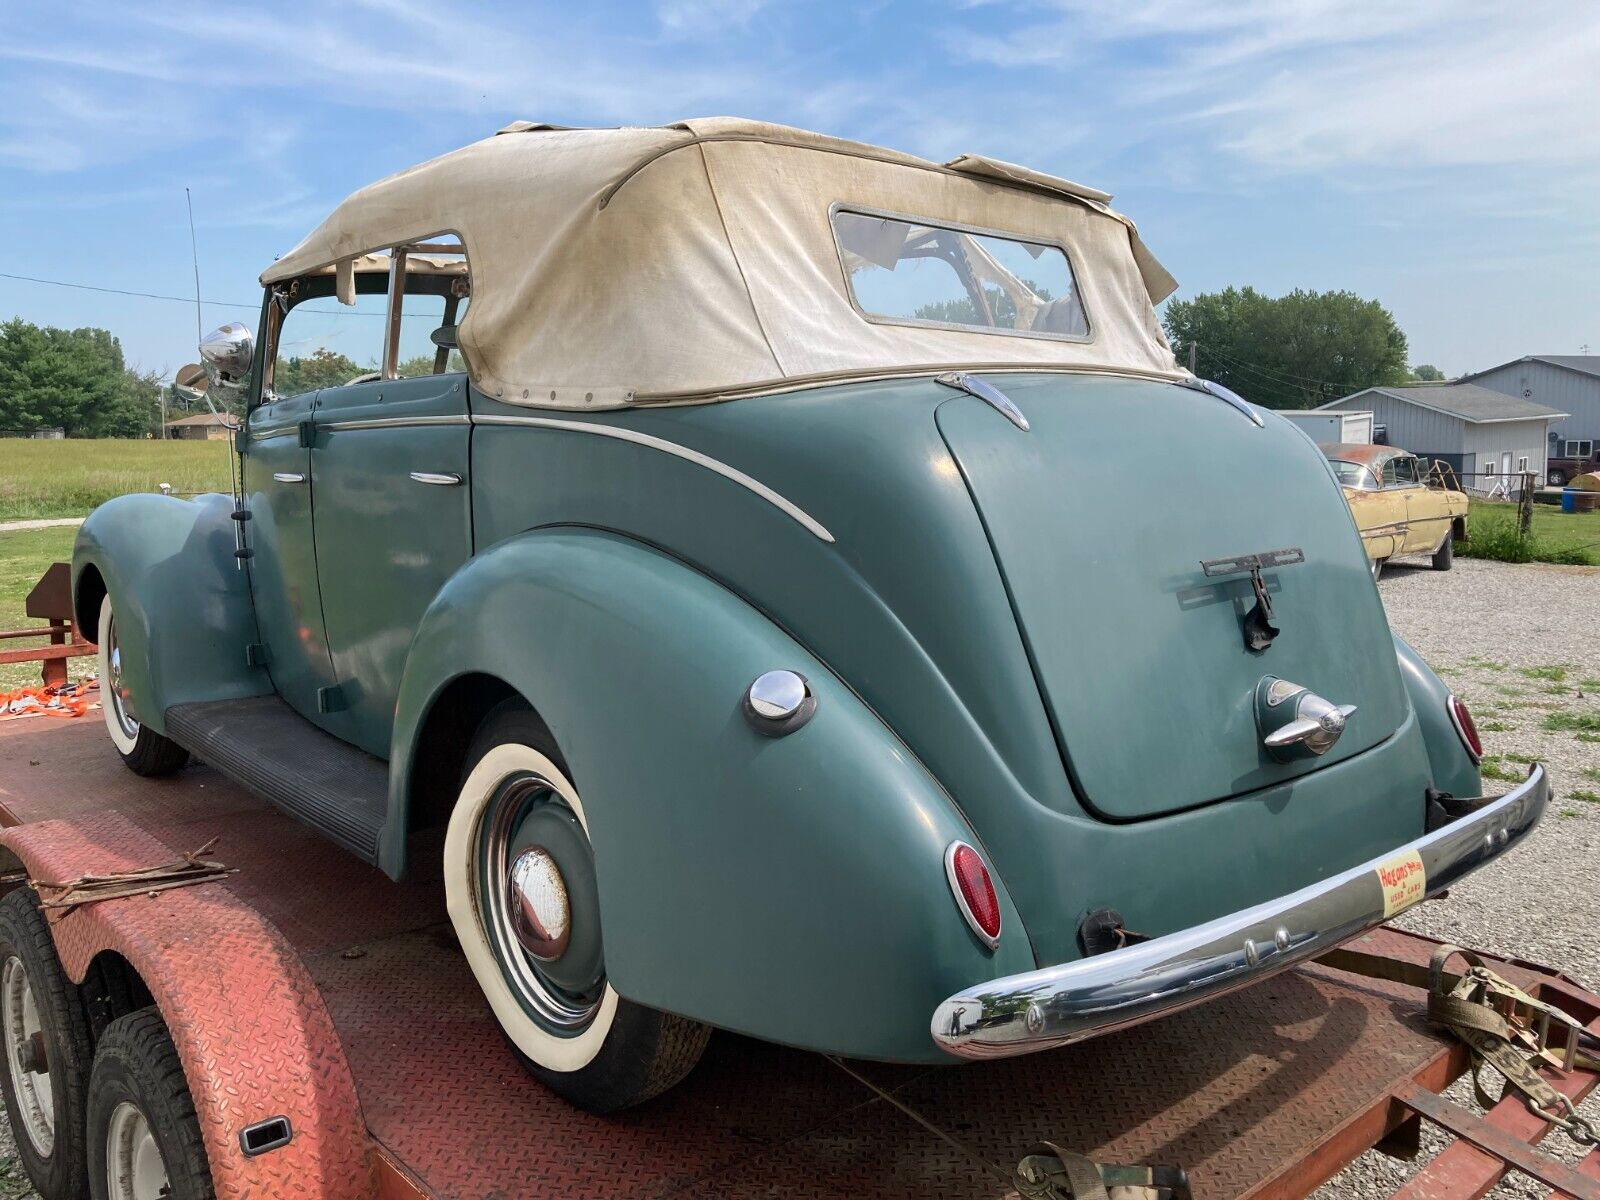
[{"xmin": 932, "ymin": 765, "xmax": 1549, "ymax": 1060}]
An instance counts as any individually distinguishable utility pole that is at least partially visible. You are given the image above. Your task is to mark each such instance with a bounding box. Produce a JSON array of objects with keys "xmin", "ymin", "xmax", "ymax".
[{"xmin": 1187, "ymin": 341, "xmax": 1197, "ymax": 374}]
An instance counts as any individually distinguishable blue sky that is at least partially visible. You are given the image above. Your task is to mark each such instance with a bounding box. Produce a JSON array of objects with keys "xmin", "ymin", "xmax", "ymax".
[{"xmin": 2, "ymin": 0, "xmax": 1596, "ymax": 382}]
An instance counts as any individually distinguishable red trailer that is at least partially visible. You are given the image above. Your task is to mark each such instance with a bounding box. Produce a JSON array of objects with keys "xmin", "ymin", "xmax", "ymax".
[{"xmin": 0, "ymin": 717, "xmax": 1596, "ymax": 1200}]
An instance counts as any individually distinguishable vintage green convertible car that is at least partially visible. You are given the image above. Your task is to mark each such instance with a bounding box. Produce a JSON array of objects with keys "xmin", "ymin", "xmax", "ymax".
[{"xmin": 74, "ymin": 118, "xmax": 1546, "ymax": 1111}]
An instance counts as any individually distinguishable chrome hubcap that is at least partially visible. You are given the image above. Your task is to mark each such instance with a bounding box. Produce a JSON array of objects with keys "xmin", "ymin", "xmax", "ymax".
[
  {"xmin": 479, "ymin": 775, "xmax": 603, "ymax": 1033},
  {"xmin": 105, "ymin": 615, "xmax": 139, "ymax": 739},
  {"xmin": 3, "ymin": 956, "xmax": 55, "ymax": 1156},
  {"xmin": 106, "ymin": 1100, "xmax": 168, "ymax": 1200},
  {"xmin": 507, "ymin": 847, "xmax": 571, "ymax": 961}
]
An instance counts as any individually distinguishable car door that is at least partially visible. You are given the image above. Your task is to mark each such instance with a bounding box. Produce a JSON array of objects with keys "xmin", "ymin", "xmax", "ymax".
[
  {"xmin": 1394, "ymin": 457, "xmax": 1440, "ymax": 553},
  {"xmin": 243, "ymin": 389, "xmax": 341, "ymax": 719},
  {"xmin": 307, "ymin": 269, "xmax": 474, "ymax": 759}
]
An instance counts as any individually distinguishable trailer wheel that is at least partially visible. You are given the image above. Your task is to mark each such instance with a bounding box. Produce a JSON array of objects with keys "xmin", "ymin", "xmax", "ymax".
[
  {"xmin": 445, "ymin": 702, "xmax": 710, "ymax": 1112},
  {"xmin": 0, "ymin": 888, "xmax": 92, "ymax": 1200},
  {"xmin": 87, "ymin": 1009, "xmax": 212, "ymax": 1200},
  {"xmin": 97, "ymin": 596, "xmax": 189, "ymax": 778}
]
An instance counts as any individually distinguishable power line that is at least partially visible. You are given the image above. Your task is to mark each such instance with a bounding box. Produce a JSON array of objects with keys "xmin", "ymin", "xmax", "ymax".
[
  {"xmin": 0, "ymin": 271, "xmax": 259, "ymax": 310},
  {"xmin": 1196, "ymin": 345, "xmax": 1319, "ymax": 393},
  {"xmin": 0, "ymin": 271, "xmax": 429, "ymax": 320},
  {"xmin": 1199, "ymin": 342, "xmax": 1349, "ymax": 390}
]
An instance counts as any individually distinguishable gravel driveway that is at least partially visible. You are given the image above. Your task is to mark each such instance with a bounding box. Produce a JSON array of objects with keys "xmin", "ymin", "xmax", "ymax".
[
  {"xmin": 0, "ymin": 559, "xmax": 1593, "ymax": 1199},
  {"xmin": 1319, "ymin": 557, "xmax": 1600, "ymax": 1198}
]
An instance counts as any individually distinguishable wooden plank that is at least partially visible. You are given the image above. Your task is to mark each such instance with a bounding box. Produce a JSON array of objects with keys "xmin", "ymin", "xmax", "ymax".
[{"xmin": 0, "ymin": 644, "xmax": 95, "ymax": 666}]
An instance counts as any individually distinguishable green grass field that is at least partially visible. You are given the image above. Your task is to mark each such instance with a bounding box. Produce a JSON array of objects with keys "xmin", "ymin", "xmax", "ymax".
[
  {"xmin": 0, "ymin": 438, "xmax": 234, "ymax": 522},
  {"xmin": 0, "ymin": 525, "xmax": 82, "ymax": 692},
  {"xmin": 1459, "ymin": 497, "xmax": 1600, "ymax": 566}
]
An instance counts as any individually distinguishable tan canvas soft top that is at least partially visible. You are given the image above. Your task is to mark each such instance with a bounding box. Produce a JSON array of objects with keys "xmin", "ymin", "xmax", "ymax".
[{"xmin": 264, "ymin": 118, "xmax": 1182, "ymax": 408}]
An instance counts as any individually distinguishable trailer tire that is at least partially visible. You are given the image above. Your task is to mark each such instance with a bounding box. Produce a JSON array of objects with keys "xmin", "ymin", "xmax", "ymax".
[
  {"xmin": 1431, "ymin": 530, "xmax": 1454, "ymax": 571},
  {"xmin": 97, "ymin": 597, "xmax": 189, "ymax": 778},
  {"xmin": 87, "ymin": 1008, "xmax": 212, "ymax": 1200},
  {"xmin": 446, "ymin": 702, "xmax": 711, "ymax": 1112},
  {"xmin": 0, "ymin": 887, "xmax": 93, "ymax": 1200}
]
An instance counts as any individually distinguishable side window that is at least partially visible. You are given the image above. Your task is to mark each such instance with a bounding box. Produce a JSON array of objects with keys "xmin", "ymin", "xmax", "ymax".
[
  {"xmin": 1380, "ymin": 459, "xmax": 1400, "ymax": 487},
  {"xmin": 273, "ymin": 293, "xmax": 387, "ymax": 400},
  {"xmin": 395, "ymin": 288, "xmax": 469, "ymax": 378}
]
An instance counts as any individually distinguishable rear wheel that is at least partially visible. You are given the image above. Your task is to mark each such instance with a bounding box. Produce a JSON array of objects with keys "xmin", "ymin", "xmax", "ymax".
[
  {"xmin": 444, "ymin": 703, "xmax": 709, "ymax": 1112},
  {"xmin": 97, "ymin": 597, "xmax": 189, "ymax": 778},
  {"xmin": 87, "ymin": 1009, "xmax": 212, "ymax": 1200},
  {"xmin": 0, "ymin": 888, "xmax": 92, "ymax": 1200},
  {"xmin": 1431, "ymin": 530, "xmax": 1454, "ymax": 571}
]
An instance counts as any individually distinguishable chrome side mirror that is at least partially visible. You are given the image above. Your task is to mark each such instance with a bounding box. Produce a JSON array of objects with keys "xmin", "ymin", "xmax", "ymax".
[
  {"xmin": 172, "ymin": 362, "xmax": 209, "ymax": 405},
  {"xmin": 198, "ymin": 322, "xmax": 254, "ymax": 393}
]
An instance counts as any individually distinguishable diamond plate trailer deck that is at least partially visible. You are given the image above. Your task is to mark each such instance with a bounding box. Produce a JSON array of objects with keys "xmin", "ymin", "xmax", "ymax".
[{"xmin": 0, "ymin": 718, "xmax": 1595, "ymax": 1200}]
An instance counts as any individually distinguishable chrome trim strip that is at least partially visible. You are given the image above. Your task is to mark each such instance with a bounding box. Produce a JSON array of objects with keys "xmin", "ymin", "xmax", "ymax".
[
  {"xmin": 409, "ymin": 471, "xmax": 462, "ymax": 486},
  {"xmin": 472, "ymin": 414, "xmax": 836, "ymax": 543},
  {"xmin": 249, "ymin": 427, "xmax": 298, "ymax": 443},
  {"xmin": 1185, "ymin": 378, "xmax": 1266, "ymax": 428},
  {"xmin": 935, "ymin": 372, "xmax": 1030, "ymax": 431},
  {"xmin": 932, "ymin": 765, "xmax": 1549, "ymax": 1060},
  {"xmin": 318, "ymin": 415, "xmax": 472, "ymax": 432}
]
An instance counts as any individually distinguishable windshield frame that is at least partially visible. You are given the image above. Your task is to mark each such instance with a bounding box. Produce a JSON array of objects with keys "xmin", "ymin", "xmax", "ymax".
[{"xmin": 827, "ymin": 202, "xmax": 1093, "ymax": 345}]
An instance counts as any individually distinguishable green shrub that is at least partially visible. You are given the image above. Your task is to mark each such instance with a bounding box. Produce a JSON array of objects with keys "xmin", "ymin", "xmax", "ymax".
[{"xmin": 1457, "ymin": 512, "xmax": 1596, "ymax": 565}]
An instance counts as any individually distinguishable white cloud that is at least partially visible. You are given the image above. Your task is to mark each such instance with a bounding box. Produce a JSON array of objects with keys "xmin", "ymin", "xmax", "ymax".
[
  {"xmin": 951, "ymin": 0, "xmax": 1600, "ymax": 174},
  {"xmin": 656, "ymin": 0, "xmax": 771, "ymax": 37}
]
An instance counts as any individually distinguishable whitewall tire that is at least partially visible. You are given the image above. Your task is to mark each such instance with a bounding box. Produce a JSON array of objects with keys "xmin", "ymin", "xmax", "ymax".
[
  {"xmin": 444, "ymin": 703, "xmax": 709, "ymax": 1111},
  {"xmin": 445, "ymin": 742, "xmax": 620, "ymax": 1073},
  {"xmin": 96, "ymin": 597, "xmax": 188, "ymax": 777}
]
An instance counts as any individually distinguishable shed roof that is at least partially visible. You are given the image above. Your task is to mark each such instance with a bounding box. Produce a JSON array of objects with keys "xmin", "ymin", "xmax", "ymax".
[
  {"xmin": 165, "ymin": 411, "xmax": 233, "ymax": 427},
  {"xmin": 263, "ymin": 117, "xmax": 1181, "ymax": 408},
  {"xmin": 1320, "ymin": 384, "xmax": 1568, "ymax": 424}
]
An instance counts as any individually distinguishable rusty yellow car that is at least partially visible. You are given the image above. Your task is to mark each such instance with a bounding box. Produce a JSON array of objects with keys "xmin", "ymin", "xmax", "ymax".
[{"xmin": 1322, "ymin": 443, "xmax": 1469, "ymax": 579}]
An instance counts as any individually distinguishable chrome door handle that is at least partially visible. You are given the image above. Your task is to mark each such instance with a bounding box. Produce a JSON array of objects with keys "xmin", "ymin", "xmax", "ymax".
[
  {"xmin": 272, "ymin": 472, "xmax": 306, "ymax": 484},
  {"xmin": 409, "ymin": 471, "xmax": 462, "ymax": 486}
]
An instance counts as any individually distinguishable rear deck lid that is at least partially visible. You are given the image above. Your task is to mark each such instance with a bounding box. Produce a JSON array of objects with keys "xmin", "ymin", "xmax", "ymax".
[{"xmin": 937, "ymin": 374, "xmax": 1408, "ymax": 820}]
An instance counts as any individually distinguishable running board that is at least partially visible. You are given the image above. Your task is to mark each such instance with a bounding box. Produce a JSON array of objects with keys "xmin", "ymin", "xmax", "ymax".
[{"xmin": 164, "ymin": 696, "xmax": 387, "ymax": 863}]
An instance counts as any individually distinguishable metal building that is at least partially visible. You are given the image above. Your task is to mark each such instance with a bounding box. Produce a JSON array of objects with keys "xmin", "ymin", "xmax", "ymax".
[
  {"xmin": 1459, "ymin": 356, "xmax": 1600, "ymax": 463},
  {"xmin": 1316, "ymin": 384, "xmax": 1565, "ymax": 490}
]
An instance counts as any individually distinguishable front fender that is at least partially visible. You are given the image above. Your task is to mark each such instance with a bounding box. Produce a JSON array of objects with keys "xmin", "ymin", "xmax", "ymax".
[
  {"xmin": 388, "ymin": 528, "xmax": 1032, "ymax": 1061},
  {"xmin": 72, "ymin": 493, "xmax": 267, "ymax": 735},
  {"xmin": 1393, "ymin": 632, "xmax": 1481, "ymax": 799}
]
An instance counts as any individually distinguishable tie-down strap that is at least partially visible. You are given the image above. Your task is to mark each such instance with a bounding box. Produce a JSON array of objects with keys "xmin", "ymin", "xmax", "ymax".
[{"xmin": 1323, "ymin": 943, "xmax": 1599, "ymax": 1147}]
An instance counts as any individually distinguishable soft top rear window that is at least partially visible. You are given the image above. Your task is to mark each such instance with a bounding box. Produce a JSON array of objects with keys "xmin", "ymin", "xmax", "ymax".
[{"xmin": 831, "ymin": 208, "xmax": 1088, "ymax": 341}]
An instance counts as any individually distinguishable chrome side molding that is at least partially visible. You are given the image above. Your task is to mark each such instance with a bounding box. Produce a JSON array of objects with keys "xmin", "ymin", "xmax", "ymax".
[
  {"xmin": 935, "ymin": 372, "xmax": 1030, "ymax": 431},
  {"xmin": 409, "ymin": 471, "xmax": 463, "ymax": 486},
  {"xmin": 1185, "ymin": 378, "xmax": 1265, "ymax": 428},
  {"xmin": 473, "ymin": 414, "xmax": 836, "ymax": 543}
]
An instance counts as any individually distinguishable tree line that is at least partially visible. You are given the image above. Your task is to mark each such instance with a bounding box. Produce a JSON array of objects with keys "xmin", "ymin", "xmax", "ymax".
[
  {"xmin": 0, "ymin": 318, "xmax": 167, "ymax": 438},
  {"xmin": 1162, "ymin": 286, "xmax": 1442, "ymax": 408}
]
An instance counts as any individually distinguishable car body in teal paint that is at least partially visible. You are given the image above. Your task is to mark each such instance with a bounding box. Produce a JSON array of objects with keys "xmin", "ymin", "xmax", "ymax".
[{"xmin": 71, "ymin": 119, "xmax": 1544, "ymax": 1109}]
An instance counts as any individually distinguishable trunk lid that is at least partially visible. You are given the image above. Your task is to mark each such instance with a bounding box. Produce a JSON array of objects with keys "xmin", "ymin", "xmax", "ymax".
[{"xmin": 937, "ymin": 374, "xmax": 1408, "ymax": 821}]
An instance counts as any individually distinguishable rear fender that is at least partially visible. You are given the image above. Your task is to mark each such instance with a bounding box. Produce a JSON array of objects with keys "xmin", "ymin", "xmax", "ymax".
[
  {"xmin": 72, "ymin": 493, "xmax": 268, "ymax": 735},
  {"xmin": 387, "ymin": 528, "xmax": 1031, "ymax": 1061},
  {"xmin": 1393, "ymin": 632, "xmax": 1481, "ymax": 799}
]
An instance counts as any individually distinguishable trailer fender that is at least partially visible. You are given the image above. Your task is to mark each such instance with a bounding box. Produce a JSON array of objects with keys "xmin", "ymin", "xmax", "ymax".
[
  {"xmin": 72, "ymin": 493, "xmax": 268, "ymax": 736},
  {"xmin": 1393, "ymin": 632, "xmax": 1481, "ymax": 799},
  {"xmin": 0, "ymin": 814, "xmax": 370, "ymax": 1199},
  {"xmin": 386, "ymin": 528, "xmax": 1031, "ymax": 1062}
]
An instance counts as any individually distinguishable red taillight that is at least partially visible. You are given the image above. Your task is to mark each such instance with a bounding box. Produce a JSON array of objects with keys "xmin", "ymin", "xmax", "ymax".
[
  {"xmin": 945, "ymin": 842, "xmax": 1001, "ymax": 949},
  {"xmin": 1448, "ymin": 695, "xmax": 1483, "ymax": 763}
]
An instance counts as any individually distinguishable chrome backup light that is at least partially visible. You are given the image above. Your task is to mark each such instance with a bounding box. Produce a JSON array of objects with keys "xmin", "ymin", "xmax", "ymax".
[
  {"xmin": 1448, "ymin": 694, "xmax": 1483, "ymax": 763},
  {"xmin": 945, "ymin": 842, "xmax": 1001, "ymax": 950},
  {"xmin": 742, "ymin": 670, "xmax": 816, "ymax": 736}
]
